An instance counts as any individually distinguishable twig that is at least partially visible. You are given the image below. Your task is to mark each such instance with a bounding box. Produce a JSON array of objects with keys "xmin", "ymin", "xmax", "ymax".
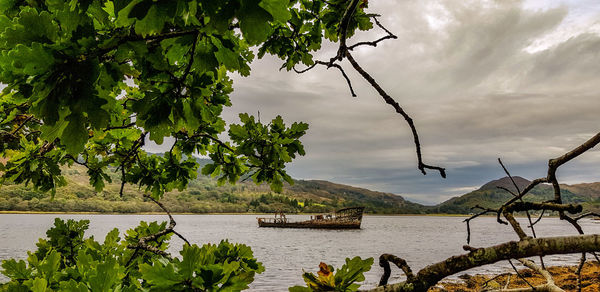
[
  {"xmin": 126, "ymin": 194, "xmax": 191, "ymax": 257},
  {"xmin": 529, "ymin": 209, "xmax": 546, "ymax": 227},
  {"xmin": 576, "ymin": 253, "xmax": 586, "ymax": 292},
  {"xmin": 509, "ymin": 259, "xmax": 535, "ymax": 290},
  {"xmin": 504, "ymin": 274, "xmax": 511, "ymax": 290},
  {"xmin": 464, "ymin": 205, "xmax": 497, "ymax": 244},
  {"xmin": 498, "ymin": 186, "xmax": 518, "ymax": 197},
  {"xmin": 294, "ymin": 60, "xmax": 356, "ymax": 97},
  {"xmin": 348, "ymin": 17, "xmax": 397, "ymax": 50},
  {"xmin": 481, "ymin": 273, "xmax": 510, "ymax": 290},
  {"xmin": 344, "ymin": 50, "xmax": 445, "ymax": 178},
  {"xmin": 573, "ymin": 212, "xmax": 600, "ymax": 221},
  {"xmin": 498, "ymin": 158, "xmax": 538, "ymax": 240},
  {"xmin": 9, "ymin": 115, "xmax": 34, "ymax": 135}
]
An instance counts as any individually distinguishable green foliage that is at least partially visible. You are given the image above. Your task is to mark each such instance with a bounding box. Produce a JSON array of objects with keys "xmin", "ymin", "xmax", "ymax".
[
  {"xmin": 0, "ymin": 0, "xmax": 375, "ymax": 198},
  {"xmin": 139, "ymin": 240, "xmax": 264, "ymax": 291},
  {"xmin": 0, "ymin": 2, "xmax": 380, "ymax": 289},
  {"xmin": 0, "ymin": 218, "xmax": 264, "ymax": 292},
  {"xmin": 289, "ymin": 256, "xmax": 373, "ymax": 292}
]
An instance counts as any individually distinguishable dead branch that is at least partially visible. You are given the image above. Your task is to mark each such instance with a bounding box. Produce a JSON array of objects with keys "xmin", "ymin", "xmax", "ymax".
[
  {"xmin": 366, "ymin": 234, "xmax": 600, "ymax": 292},
  {"xmin": 379, "ymin": 254, "xmax": 415, "ymax": 286},
  {"xmin": 484, "ymin": 259, "xmax": 564, "ymax": 292},
  {"xmin": 575, "ymin": 253, "xmax": 586, "ymax": 292},
  {"xmin": 504, "ymin": 202, "xmax": 582, "ymax": 214},
  {"xmin": 498, "ymin": 158, "xmax": 538, "ymax": 240},
  {"xmin": 344, "ymin": 50, "xmax": 446, "ymax": 178},
  {"xmin": 507, "ymin": 259, "xmax": 535, "ymax": 290},
  {"xmin": 464, "ymin": 205, "xmax": 498, "ymax": 244},
  {"xmin": 293, "ymin": 5, "xmax": 446, "ymax": 178},
  {"xmin": 481, "ymin": 272, "xmax": 512, "ymax": 290}
]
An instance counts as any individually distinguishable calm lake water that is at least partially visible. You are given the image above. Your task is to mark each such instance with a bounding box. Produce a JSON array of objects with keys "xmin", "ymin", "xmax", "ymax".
[{"xmin": 1, "ymin": 214, "xmax": 599, "ymax": 290}]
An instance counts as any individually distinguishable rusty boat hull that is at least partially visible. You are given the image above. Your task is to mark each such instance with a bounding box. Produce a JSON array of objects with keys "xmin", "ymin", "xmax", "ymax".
[{"xmin": 257, "ymin": 207, "xmax": 365, "ymax": 229}]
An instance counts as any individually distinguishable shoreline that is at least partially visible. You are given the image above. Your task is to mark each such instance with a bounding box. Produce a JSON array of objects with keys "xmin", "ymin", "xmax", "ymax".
[
  {"xmin": 0, "ymin": 210, "xmax": 554, "ymax": 218},
  {"xmin": 432, "ymin": 261, "xmax": 600, "ymax": 292}
]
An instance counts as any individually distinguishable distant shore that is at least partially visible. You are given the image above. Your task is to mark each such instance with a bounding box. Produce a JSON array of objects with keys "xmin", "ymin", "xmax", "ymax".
[{"xmin": 0, "ymin": 211, "xmax": 539, "ymax": 217}]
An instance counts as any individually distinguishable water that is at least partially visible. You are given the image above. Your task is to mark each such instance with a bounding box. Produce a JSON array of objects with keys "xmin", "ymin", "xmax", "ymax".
[{"xmin": 1, "ymin": 214, "xmax": 599, "ymax": 290}]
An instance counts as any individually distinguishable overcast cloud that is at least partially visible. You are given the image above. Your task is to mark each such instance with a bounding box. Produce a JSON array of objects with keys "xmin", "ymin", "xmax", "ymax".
[{"xmin": 216, "ymin": 0, "xmax": 600, "ymax": 205}]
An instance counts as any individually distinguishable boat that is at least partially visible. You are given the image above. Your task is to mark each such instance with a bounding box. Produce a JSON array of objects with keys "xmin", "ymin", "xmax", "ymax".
[{"xmin": 257, "ymin": 207, "xmax": 365, "ymax": 229}]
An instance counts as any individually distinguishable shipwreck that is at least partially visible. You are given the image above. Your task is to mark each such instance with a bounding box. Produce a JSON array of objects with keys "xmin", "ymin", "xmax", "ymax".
[{"xmin": 257, "ymin": 207, "xmax": 365, "ymax": 229}]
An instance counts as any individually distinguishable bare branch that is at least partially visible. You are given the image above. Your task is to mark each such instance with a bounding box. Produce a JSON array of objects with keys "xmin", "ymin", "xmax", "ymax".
[
  {"xmin": 294, "ymin": 60, "xmax": 356, "ymax": 97},
  {"xmin": 344, "ymin": 50, "xmax": 446, "ymax": 178},
  {"xmin": 378, "ymin": 254, "xmax": 415, "ymax": 286},
  {"xmin": 573, "ymin": 212, "xmax": 600, "ymax": 221},
  {"xmin": 126, "ymin": 194, "xmax": 191, "ymax": 259},
  {"xmin": 529, "ymin": 209, "xmax": 546, "ymax": 227},
  {"xmin": 508, "ymin": 259, "xmax": 535, "ymax": 290},
  {"xmin": 504, "ymin": 202, "xmax": 582, "ymax": 214},
  {"xmin": 498, "ymin": 186, "xmax": 518, "ymax": 197},
  {"xmin": 483, "ymin": 259, "xmax": 564, "ymax": 292},
  {"xmin": 348, "ymin": 16, "xmax": 398, "ymax": 51},
  {"xmin": 367, "ymin": 234, "xmax": 600, "ymax": 292},
  {"xmin": 464, "ymin": 206, "xmax": 498, "ymax": 244},
  {"xmin": 502, "ymin": 210, "xmax": 528, "ymax": 240},
  {"xmin": 497, "ymin": 158, "xmax": 538, "ymax": 240},
  {"xmin": 576, "ymin": 253, "xmax": 586, "ymax": 292}
]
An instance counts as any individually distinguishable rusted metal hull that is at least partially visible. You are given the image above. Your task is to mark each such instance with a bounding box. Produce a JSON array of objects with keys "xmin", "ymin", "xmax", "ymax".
[
  {"xmin": 257, "ymin": 220, "xmax": 361, "ymax": 229},
  {"xmin": 257, "ymin": 207, "xmax": 365, "ymax": 229}
]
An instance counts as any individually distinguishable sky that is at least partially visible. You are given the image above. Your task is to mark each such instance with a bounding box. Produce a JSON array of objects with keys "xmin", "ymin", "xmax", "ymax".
[{"xmin": 215, "ymin": 0, "xmax": 600, "ymax": 205}]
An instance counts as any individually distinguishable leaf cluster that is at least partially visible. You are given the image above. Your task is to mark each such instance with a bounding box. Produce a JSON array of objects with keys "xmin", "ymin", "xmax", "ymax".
[{"xmin": 0, "ymin": 218, "xmax": 264, "ymax": 292}]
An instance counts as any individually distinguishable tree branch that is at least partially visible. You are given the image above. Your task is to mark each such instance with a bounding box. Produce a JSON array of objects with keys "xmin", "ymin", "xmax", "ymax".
[
  {"xmin": 367, "ymin": 234, "xmax": 600, "ymax": 292},
  {"xmin": 378, "ymin": 254, "xmax": 415, "ymax": 286},
  {"xmin": 344, "ymin": 50, "xmax": 446, "ymax": 178}
]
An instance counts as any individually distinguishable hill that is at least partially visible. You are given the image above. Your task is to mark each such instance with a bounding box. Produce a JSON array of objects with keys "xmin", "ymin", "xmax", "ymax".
[
  {"xmin": 433, "ymin": 176, "xmax": 598, "ymax": 214},
  {"xmin": 0, "ymin": 162, "xmax": 428, "ymax": 214},
  {"xmin": 3, "ymin": 158, "xmax": 600, "ymax": 215}
]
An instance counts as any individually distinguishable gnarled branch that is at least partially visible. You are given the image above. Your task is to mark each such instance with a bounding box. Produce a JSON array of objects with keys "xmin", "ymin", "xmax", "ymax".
[{"xmin": 367, "ymin": 234, "xmax": 600, "ymax": 292}]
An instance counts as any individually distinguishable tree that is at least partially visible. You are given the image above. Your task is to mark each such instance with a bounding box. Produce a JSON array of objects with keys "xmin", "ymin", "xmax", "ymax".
[{"xmin": 1, "ymin": 0, "xmax": 599, "ymax": 291}]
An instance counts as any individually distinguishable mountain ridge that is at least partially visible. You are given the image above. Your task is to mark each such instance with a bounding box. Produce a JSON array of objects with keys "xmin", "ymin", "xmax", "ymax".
[
  {"xmin": 433, "ymin": 176, "xmax": 599, "ymax": 214},
  {"xmin": 2, "ymin": 157, "xmax": 600, "ymax": 214}
]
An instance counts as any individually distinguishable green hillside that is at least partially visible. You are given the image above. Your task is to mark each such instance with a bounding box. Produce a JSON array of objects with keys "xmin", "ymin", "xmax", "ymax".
[
  {"xmin": 0, "ymin": 162, "xmax": 426, "ymax": 214},
  {"xmin": 3, "ymin": 159, "xmax": 600, "ymax": 215},
  {"xmin": 432, "ymin": 176, "xmax": 598, "ymax": 214}
]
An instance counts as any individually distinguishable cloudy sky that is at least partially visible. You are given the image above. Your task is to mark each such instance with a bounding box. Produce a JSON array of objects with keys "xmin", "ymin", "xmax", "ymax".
[{"xmin": 220, "ymin": 0, "xmax": 600, "ymax": 205}]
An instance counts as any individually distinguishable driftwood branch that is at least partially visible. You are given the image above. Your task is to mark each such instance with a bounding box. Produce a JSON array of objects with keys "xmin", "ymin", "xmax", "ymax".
[
  {"xmin": 506, "ymin": 259, "xmax": 535, "ymax": 290},
  {"xmin": 366, "ymin": 234, "xmax": 600, "ymax": 292},
  {"xmin": 378, "ymin": 254, "xmax": 415, "ymax": 286},
  {"xmin": 483, "ymin": 259, "xmax": 564, "ymax": 292}
]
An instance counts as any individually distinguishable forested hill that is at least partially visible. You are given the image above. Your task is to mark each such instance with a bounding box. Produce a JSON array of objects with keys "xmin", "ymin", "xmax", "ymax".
[
  {"xmin": 2, "ymin": 162, "xmax": 600, "ymax": 214},
  {"xmin": 0, "ymin": 162, "xmax": 429, "ymax": 214},
  {"xmin": 432, "ymin": 176, "xmax": 600, "ymax": 214}
]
